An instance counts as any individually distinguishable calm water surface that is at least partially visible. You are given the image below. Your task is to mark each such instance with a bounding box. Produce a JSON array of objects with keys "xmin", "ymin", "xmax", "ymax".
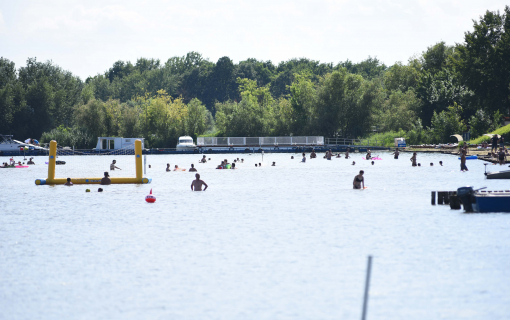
[{"xmin": 1, "ymin": 151, "xmax": 509, "ymax": 320}]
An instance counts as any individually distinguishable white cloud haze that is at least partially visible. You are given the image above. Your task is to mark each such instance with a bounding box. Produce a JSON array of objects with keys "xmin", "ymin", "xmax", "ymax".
[{"xmin": 1, "ymin": 0, "xmax": 508, "ymax": 79}]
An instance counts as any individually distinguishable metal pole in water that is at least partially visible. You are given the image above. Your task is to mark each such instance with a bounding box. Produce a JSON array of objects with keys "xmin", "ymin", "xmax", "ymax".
[
  {"xmin": 361, "ymin": 255, "xmax": 373, "ymax": 320},
  {"xmin": 262, "ymin": 150, "xmax": 264, "ymax": 162},
  {"xmin": 144, "ymin": 155, "xmax": 147, "ymax": 175}
]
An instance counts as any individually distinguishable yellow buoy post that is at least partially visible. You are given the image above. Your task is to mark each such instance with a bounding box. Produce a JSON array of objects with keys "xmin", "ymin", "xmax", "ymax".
[{"xmin": 35, "ymin": 139, "xmax": 151, "ymax": 185}]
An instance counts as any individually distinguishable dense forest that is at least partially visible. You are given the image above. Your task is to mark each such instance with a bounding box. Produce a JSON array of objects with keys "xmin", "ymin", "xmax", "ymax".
[{"xmin": 1, "ymin": 7, "xmax": 509, "ymax": 148}]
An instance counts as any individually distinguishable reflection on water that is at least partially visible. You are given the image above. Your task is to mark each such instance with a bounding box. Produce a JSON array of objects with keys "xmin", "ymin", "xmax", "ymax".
[{"xmin": 1, "ymin": 152, "xmax": 509, "ymax": 320}]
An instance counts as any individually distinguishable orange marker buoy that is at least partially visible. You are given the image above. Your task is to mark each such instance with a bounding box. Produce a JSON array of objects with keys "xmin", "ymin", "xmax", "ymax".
[{"xmin": 145, "ymin": 189, "xmax": 156, "ymax": 203}]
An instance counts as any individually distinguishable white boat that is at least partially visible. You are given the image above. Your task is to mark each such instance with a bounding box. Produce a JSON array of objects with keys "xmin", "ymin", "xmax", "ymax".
[
  {"xmin": 0, "ymin": 134, "xmax": 47, "ymax": 152},
  {"xmin": 176, "ymin": 136, "xmax": 196, "ymax": 150}
]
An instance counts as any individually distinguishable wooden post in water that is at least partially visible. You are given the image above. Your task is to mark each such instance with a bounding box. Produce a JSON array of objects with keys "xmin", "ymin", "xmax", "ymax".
[
  {"xmin": 361, "ymin": 255, "xmax": 373, "ymax": 320},
  {"xmin": 431, "ymin": 191, "xmax": 436, "ymax": 205},
  {"xmin": 437, "ymin": 192, "xmax": 444, "ymax": 205}
]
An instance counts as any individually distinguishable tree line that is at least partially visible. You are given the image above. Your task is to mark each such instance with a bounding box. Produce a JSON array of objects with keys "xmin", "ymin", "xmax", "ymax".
[{"xmin": 1, "ymin": 6, "xmax": 509, "ymax": 148}]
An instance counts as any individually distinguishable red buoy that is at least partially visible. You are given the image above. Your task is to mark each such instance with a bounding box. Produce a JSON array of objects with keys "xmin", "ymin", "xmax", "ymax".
[{"xmin": 145, "ymin": 189, "xmax": 156, "ymax": 203}]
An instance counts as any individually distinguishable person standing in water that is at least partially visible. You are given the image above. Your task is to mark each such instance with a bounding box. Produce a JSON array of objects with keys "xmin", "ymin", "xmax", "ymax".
[
  {"xmin": 392, "ymin": 148, "xmax": 400, "ymax": 159},
  {"xmin": 301, "ymin": 153, "xmax": 306, "ymax": 162},
  {"xmin": 366, "ymin": 149, "xmax": 372, "ymax": 160},
  {"xmin": 353, "ymin": 170, "xmax": 364, "ymax": 189},
  {"xmin": 410, "ymin": 152, "xmax": 417, "ymax": 167},
  {"xmin": 498, "ymin": 147, "xmax": 507, "ymax": 165},
  {"xmin": 460, "ymin": 150, "xmax": 468, "ymax": 171},
  {"xmin": 189, "ymin": 164, "xmax": 197, "ymax": 172},
  {"xmin": 64, "ymin": 178, "xmax": 73, "ymax": 186},
  {"xmin": 191, "ymin": 173, "xmax": 208, "ymax": 191},
  {"xmin": 326, "ymin": 149, "xmax": 332, "ymax": 160},
  {"xmin": 110, "ymin": 160, "xmax": 121, "ymax": 170},
  {"xmin": 345, "ymin": 148, "xmax": 350, "ymax": 159},
  {"xmin": 166, "ymin": 164, "xmax": 171, "ymax": 172}
]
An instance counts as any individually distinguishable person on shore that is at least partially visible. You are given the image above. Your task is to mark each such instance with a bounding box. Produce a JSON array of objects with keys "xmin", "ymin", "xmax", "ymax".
[
  {"xmin": 500, "ymin": 136, "xmax": 505, "ymax": 148},
  {"xmin": 191, "ymin": 173, "xmax": 208, "ymax": 191},
  {"xmin": 27, "ymin": 157, "xmax": 35, "ymax": 165},
  {"xmin": 460, "ymin": 150, "xmax": 468, "ymax": 171},
  {"xmin": 345, "ymin": 148, "xmax": 350, "ymax": 159},
  {"xmin": 64, "ymin": 178, "xmax": 73, "ymax": 186},
  {"xmin": 366, "ymin": 149, "xmax": 372, "ymax": 160},
  {"xmin": 100, "ymin": 172, "xmax": 111, "ymax": 185},
  {"xmin": 301, "ymin": 153, "xmax": 306, "ymax": 162},
  {"xmin": 392, "ymin": 148, "xmax": 399, "ymax": 159},
  {"xmin": 166, "ymin": 164, "xmax": 171, "ymax": 172},
  {"xmin": 410, "ymin": 152, "xmax": 417, "ymax": 167},
  {"xmin": 353, "ymin": 170, "xmax": 364, "ymax": 189},
  {"xmin": 491, "ymin": 134, "xmax": 499, "ymax": 153},
  {"xmin": 189, "ymin": 164, "xmax": 197, "ymax": 172},
  {"xmin": 200, "ymin": 155, "xmax": 207, "ymax": 163},
  {"xmin": 110, "ymin": 160, "xmax": 121, "ymax": 170},
  {"xmin": 498, "ymin": 148, "xmax": 507, "ymax": 165}
]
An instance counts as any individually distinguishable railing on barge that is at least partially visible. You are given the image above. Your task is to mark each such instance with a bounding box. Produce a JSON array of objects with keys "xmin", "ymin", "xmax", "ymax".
[{"xmin": 197, "ymin": 136, "xmax": 324, "ymax": 147}]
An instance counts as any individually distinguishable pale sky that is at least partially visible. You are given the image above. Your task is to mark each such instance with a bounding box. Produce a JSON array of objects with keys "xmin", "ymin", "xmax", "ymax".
[{"xmin": 0, "ymin": 0, "xmax": 508, "ymax": 80}]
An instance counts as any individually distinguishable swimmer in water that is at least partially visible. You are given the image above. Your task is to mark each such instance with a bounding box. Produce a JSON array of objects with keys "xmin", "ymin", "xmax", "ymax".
[
  {"xmin": 439, "ymin": 161, "xmax": 443, "ymax": 166},
  {"xmin": 166, "ymin": 164, "xmax": 171, "ymax": 172},
  {"xmin": 191, "ymin": 173, "xmax": 208, "ymax": 191},
  {"xmin": 418, "ymin": 163, "xmax": 421, "ymax": 167},
  {"xmin": 353, "ymin": 170, "xmax": 364, "ymax": 189},
  {"xmin": 352, "ymin": 161, "xmax": 355, "ymax": 165},
  {"xmin": 255, "ymin": 164, "xmax": 258, "ymax": 167},
  {"xmin": 231, "ymin": 163, "xmax": 236, "ymax": 169},
  {"xmin": 64, "ymin": 177, "xmax": 73, "ymax": 186},
  {"xmin": 27, "ymin": 157, "xmax": 35, "ymax": 165},
  {"xmin": 110, "ymin": 160, "xmax": 121, "ymax": 170},
  {"xmin": 392, "ymin": 148, "xmax": 399, "ymax": 159},
  {"xmin": 291, "ymin": 156, "xmax": 294, "ymax": 159},
  {"xmin": 174, "ymin": 165, "xmax": 186, "ymax": 171},
  {"xmin": 366, "ymin": 149, "xmax": 372, "ymax": 160},
  {"xmin": 371, "ymin": 161, "xmax": 374, "ymax": 165},
  {"xmin": 301, "ymin": 153, "xmax": 306, "ymax": 163},
  {"xmin": 272, "ymin": 161, "xmax": 276, "ymax": 166},
  {"xmin": 200, "ymin": 155, "xmax": 207, "ymax": 163},
  {"xmin": 430, "ymin": 163, "xmax": 433, "ymax": 166},
  {"xmin": 258, "ymin": 163, "xmax": 261, "ymax": 167},
  {"xmin": 98, "ymin": 188, "xmax": 103, "ymax": 192},
  {"xmin": 410, "ymin": 152, "xmax": 417, "ymax": 167},
  {"xmin": 326, "ymin": 149, "xmax": 332, "ymax": 160},
  {"xmin": 189, "ymin": 164, "xmax": 197, "ymax": 172},
  {"xmin": 345, "ymin": 148, "xmax": 350, "ymax": 159},
  {"xmin": 100, "ymin": 172, "xmax": 111, "ymax": 185},
  {"xmin": 310, "ymin": 150, "xmax": 317, "ymax": 158}
]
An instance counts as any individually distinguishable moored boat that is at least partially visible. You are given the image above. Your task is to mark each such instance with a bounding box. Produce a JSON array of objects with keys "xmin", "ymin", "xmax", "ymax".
[
  {"xmin": 176, "ymin": 136, "xmax": 196, "ymax": 150},
  {"xmin": 457, "ymin": 187, "xmax": 510, "ymax": 213}
]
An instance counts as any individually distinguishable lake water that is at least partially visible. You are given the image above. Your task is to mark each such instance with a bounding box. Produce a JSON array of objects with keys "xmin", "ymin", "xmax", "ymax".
[{"xmin": 1, "ymin": 151, "xmax": 509, "ymax": 320}]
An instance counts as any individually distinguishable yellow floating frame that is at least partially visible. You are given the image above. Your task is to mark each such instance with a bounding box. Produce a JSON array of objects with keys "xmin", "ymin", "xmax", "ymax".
[{"xmin": 35, "ymin": 140, "xmax": 151, "ymax": 185}]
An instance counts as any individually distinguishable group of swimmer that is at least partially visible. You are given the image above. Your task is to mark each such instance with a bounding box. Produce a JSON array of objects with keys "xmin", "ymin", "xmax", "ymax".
[
  {"xmin": 57, "ymin": 142, "xmax": 508, "ymax": 191},
  {"xmin": 1, "ymin": 157, "xmax": 35, "ymax": 167}
]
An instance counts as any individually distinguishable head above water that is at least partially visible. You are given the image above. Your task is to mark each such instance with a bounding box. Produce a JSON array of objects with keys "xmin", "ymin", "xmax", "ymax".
[
  {"xmin": 371, "ymin": 161, "xmax": 374, "ymax": 165},
  {"xmin": 255, "ymin": 164, "xmax": 258, "ymax": 167},
  {"xmin": 359, "ymin": 170, "xmax": 364, "ymax": 174},
  {"xmin": 104, "ymin": 172, "xmax": 109, "ymax": 177},
  {"xmin": 430, "ymin": 163, "xmax": 433, "ymax": 166},
  {"xmin": 112, "ymin": 160, "xmax": 116, "ymax": 164},
  {"xmin": 67, "ymin": 177, "xmax": 71, "ymax": 182},
  {"xmin": 191, "ymin": 164, "xmax": 194, "ymax": 167},
  {"xmin": 195, "ymin": 173, "xmax": 200, "ymax": 179},
  {"xmin": 98, "ymin": 188, "xmax": 103, "ymax": 192}
]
